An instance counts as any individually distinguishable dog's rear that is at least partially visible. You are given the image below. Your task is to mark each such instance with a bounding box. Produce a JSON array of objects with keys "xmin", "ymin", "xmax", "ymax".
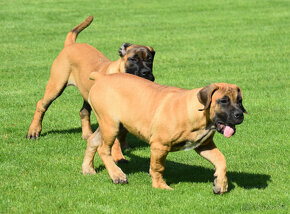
[{"xmin": 64, "ymin": 16, "xmax": 94, "ymax": 47}]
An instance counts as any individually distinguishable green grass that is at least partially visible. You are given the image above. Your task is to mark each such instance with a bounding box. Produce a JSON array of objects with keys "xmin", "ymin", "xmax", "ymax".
[{"xmin": 0, "ymin": 0, "xmax": 289, "ymax": 213}]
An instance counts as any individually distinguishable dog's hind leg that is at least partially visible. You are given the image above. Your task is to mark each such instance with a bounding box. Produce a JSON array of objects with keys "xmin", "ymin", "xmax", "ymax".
[
  {"xmin": 82, "ymin": 128, "xmax": 101, "ymax": 174},
  {"xmin": 112, "ymin": 128, "xmax": 128, "ymax": 163},
  {"xmin": 97, "ymin": 121, "xmax": 128, "ymax": 184},
  {"xmin": 26, "ymin": 59, "xmax": 70, "ymax": 139},
  {"xmin": 80, "ymin": 100, "xmax": 93, "ymax": 139}
]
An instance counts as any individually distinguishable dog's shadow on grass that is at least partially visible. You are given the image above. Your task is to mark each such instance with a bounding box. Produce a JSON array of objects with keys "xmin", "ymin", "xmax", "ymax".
[
  {"xmin": 41, "ymin": 123, "xmax": 99, "ymax": 137},
  {"xmin": 41, "ymin": 126, "xmax": 149, "ymax": 149},
  {"xmin": 42, "ymin": 127, "xmax": 271, "ymax": 191},
  {"xmin": 117, "ymin": 150, "xmax": 271, "ymax": 192},
  {"xmin": 41, "ymin": 127, "xmax": 83, "ymax": 137}
]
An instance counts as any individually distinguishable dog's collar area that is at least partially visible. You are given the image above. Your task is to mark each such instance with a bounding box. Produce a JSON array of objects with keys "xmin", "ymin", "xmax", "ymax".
[{"xmin": 207, "ymin": 123, "xmax": 216, "ymax": 131}]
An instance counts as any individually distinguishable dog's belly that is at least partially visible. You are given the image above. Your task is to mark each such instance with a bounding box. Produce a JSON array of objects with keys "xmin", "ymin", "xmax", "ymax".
[
  {"xmin": 171, "ymin": 129, "xmax": 215, "ymax": 152},
  {"xmin": 66, "ymin": 71, "xmax": 94, "ymax": 101},
  {"xmin": 67, "ymin": 74, "xmax": 77, "ymax": 87},
  {"xmin": 181, "ymin": 141, "xmax": 202, "ymax": 151},
  {"xmin": 67, "ymin": 80, "xmax": 77, "ymax": 87},
  {"xmin": 123, "ymin": 124, "xmax": 148, "ymax": 143},
  {"xmin": 171, "ymin": 141, "xmax": 201, "ymax": 152}
]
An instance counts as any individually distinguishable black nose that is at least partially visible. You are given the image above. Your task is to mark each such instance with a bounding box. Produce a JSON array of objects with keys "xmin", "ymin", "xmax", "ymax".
[
  {"xmin": 140, "ymin": 69, "xmax": 151, "ymax": 76},
  {"xmin": 234, "ymin": 110, "xmax": 244, "ymax": 119}
]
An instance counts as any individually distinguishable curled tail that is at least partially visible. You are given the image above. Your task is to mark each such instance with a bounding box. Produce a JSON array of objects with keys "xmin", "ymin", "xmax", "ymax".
[{"xmin": 64, "ymin": 16, "xmax": 94, "ymax": 47}]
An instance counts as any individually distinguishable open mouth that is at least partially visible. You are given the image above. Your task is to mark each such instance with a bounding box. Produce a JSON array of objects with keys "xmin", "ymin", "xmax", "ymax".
[{"xmin": 216, "ymin": 122, "xmax": 236, "ymax": 138}]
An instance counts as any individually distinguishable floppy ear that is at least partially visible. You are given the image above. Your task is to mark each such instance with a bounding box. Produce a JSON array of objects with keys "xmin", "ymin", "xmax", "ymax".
[
  {"xmin": 119, "ymin": 43, "xmax": 132, "ymax": 57},
  {"xmin": 146, "ymin": 46, "xmax": 155, "ymax": 57},
  {"xmin": 240, "ymin": 104, "xmax": 248, "ymax": 114},
  {"xmin": 197, "ymin": 84, "xmax": 219, "ymax": 111},
  {"xmin": 237, "ymin": 88, "xmax": 249, "ymax": 114},
  {"xmin": 151, "ymin": 49, "xmax": 155, "ymax": 58}
]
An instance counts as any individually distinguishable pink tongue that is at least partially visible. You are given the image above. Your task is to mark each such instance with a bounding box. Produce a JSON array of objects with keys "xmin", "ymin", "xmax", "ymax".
[{"xmin": 224, "ymin": 126, "xmax": 234, "ymax": 138}]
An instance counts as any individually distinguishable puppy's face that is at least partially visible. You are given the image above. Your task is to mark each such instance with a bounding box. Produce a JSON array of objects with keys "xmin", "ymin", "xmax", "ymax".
[
  {"xmin": 198, "ymin": 83, "xmax": 247, "ymax": 138},
  {"xmin": 119, "ymin": 43, "xmax": 155, "ymax": 81}
]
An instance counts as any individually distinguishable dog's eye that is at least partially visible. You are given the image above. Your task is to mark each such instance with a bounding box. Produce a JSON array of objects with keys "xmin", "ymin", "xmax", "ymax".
[
  {"xmin": 219, "ymin": 97, "xmax": 230, "ymax": 104},
  {"xmin": 128, "ymin": 57, "xmax": 138, "ymax": 62}
]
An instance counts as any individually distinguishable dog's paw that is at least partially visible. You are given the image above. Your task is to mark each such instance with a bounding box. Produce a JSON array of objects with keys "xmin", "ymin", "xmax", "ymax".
[
  {"xmin": 26, "ymin": 130, "xmax": 41, "ymax": 140},
  {"xmin": 26, "ymin": 124, "xmax": 42, "ymax": 140},
  {"xmin": 152, "ymin": 179, "xmax": 173, "ymax": 190},
  {"xmin": 112, "ymin": 177, "xmax": 128, "ymax": 184},
  {"xmin": 110, "ymin": 170, "xmax": 128, "ymax": 184},
  {"xmin": 213, "ymin": 177, "xmax": 228, "ymax": 194},
  {"xmin": 112, "ymin": 174, "xmax": 128, "ymax": 184},
  {"xmin": 152, "ymin": 183, "xmax": 173, "ymax": 190},
  {"xmin": 82, "ymin": 167, "xmax": 97, "ymax": 175}
]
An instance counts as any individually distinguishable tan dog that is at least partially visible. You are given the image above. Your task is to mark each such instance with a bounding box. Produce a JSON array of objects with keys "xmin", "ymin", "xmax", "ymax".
[
  {"xmin": 26, "ymin": 16, "xmax": 155, "ymax": 161},
  {"xmin": 82, "ymin": 72, "xmax": 247, "ymax": 194}
]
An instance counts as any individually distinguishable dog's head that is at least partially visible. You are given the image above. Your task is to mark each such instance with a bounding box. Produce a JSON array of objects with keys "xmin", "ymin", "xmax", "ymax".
[
  {"xmin": 198, "ymin": 83, "xmax": 248, "ymax": 138},
  {"xmin": 119, "ymin": 43, "xmax": 155, "ymax": 81}
]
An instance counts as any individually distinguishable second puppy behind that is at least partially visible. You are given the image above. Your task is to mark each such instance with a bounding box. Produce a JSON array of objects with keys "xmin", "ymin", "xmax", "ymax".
[{"xmin": 26, "ymin": 16, "xmax": 155, "ymax": 162}]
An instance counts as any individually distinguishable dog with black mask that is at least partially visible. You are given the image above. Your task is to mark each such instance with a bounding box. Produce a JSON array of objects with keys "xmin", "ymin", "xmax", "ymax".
[{"xmin": 26, "ymin": 16, "xmax": 155, "ymax": 161}]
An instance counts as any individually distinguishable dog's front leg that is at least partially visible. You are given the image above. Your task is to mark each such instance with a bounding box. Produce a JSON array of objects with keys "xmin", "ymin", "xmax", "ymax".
[
  {"xmin": 195, "ymin": 140, "xmax": 228, "ymax": 194},
  {"xmin": 150, "ymin": 143, "xmax": 172, "ymax": 190}
]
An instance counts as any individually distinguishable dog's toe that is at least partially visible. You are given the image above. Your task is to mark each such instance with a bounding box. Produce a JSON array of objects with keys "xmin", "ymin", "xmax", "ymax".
[
  {"xmin": 213, "ymin": 186, "xmax": 222, "ymax": 194},
  {"xmin": 26, "ymin": 130, "xmax": 41, "ymax": 140},
  {"xmin": 213, "ymin": 183, "xmax": 228, "ymax": 194},
  {"xmin": 82, "ymin": 170, "xmax": 97, "ymax": 175},
  {"xmin": 26, "ymin": 134, "xmax": 37, "ymax": 140},
  {"xmin": 212, "ymin": 177, "xmax": 228, "ymax": 194},
  {"xmin": 112, "ymin": 177, "xmax": 128, "ymax": 184},
  {"xmin": 112, "ymin": 172, "xmax": 128, "ymax": 184},
  {"xmin": 82, "ymin": 166, "xmax": 97, "ymax": 175}
]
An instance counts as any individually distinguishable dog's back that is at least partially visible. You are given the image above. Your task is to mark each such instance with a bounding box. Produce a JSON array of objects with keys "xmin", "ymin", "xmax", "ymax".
[{"xmin": 88, "ymin": 73, "xmax": 189, "ymax": 140}]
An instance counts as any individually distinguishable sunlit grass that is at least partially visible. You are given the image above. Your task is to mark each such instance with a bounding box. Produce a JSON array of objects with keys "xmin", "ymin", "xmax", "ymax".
[{"xmin": 0, "ymin": 0, "xmax": 289, "ymax": 213}]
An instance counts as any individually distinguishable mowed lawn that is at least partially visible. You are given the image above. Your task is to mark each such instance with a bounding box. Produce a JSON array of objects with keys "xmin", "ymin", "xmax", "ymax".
[{"xmin": 0, "ymin": 0, "xmax": 289, "ymax": 213}]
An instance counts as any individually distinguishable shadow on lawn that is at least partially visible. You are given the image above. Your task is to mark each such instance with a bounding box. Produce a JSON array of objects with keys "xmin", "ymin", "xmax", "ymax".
[
  {"xmin": 42, "ymin": 126, "xmax": 271, "ymax": 191},
  {"xmin": 117, "ymin": 151, "xmax": 271, "ymax": 192},
  {"xmin": 41, "ymin": 127, "xmax": 83, "ymax": 137},
  {"xmin": 41, "ymin": 125, "xmax": 149, "ymax": 149}
]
